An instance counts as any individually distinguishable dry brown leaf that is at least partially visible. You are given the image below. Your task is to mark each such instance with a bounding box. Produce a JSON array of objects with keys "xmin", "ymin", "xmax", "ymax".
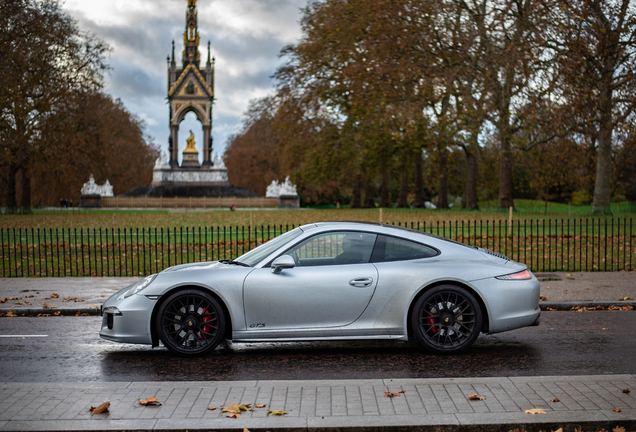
[
  {"xmin": 226, "ymin": 413, "xmax": 240, "ymax": 418},
  {"xmin": 222, "ymin": 404, "xmax": 251, "ymax": 413},
  {"xmin": 255, "ymin": 404, "xmax": 266, "ymax": 408},
  {"xmin": 613, "ymin": 407, "xmax": 622, "ymax": 412},
  {"xmin": 49, "ymin": 293, "xmax": 59, "ymax": 298},
  {"xmin": 619, "ymin": 297, "xmax": 634, "ymax": 301},
  {"xmin": 267, "ymin": 410, "xmax": 288, "ymax": 416},
  {"xmin": 622, "ymin": 388, "xmax": 630, "ymax": 394},
  {"xmin": 554, "ymin": 429, "xmax": 563, "ymax": 432},
  {"xmin": 89, "ymin": 401, "xmax": 110, "ymax": 415},
  {"xmin": 138, "ymin": 396, "xmax": 162, "ymax": 406},
  {"xmin": 539, "ymin": 295, "xmax": 547, "ymax": 301},
  {"xmin": 546, "ymin": 307, "xmax": 557, "ymax": 311},
  {"xmin": 614, "ymin": 427, "xmax": 626, "ymax": 432},
  {"xmin": 468, "ymin": 394, "xmax": 486, "ymax": 401},
  {"xmin": 5, "ymin": 311, "xmax": 17, "ymax": 317},
  {"xmin": 551, "ymin": 398, "xmax": 560, "ymax": 402},
  {"xmin": 207, "ymin": 406, "xmax": 216, "ymax": 410},
  {"xmin": 243, "ymin": 428, "xmax": 250, "ymax": 432},
  {"xmin": 25, "ymin": 295, "xmax": 34, "ymax": 298},
  {"xmin": 384, "ymin": 391, "xmax": 401, "ymax": 398},
  {"xmin": 524, "ymin": 408, "xmax": 546, "ymax": 414}
]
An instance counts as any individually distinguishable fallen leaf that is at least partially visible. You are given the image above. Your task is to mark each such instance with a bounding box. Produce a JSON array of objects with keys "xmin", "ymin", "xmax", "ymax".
[
  {"xmin": 268, "ymin": 410, "xmax": 288, "ymax": 416},
  {"xmin": 622, "ymin": 388, "xmax": 630, "ymax": 394},
  {"xmin": 88, "ymin": 305, "xmax": 99, "ymax": 309},
  {"xmin": 614, "ymin": 427, "xmax": 626, "ymax": 432},
  {"xmin": 551, "ymin": 398, "xmax": 560, "ymax": 402},
  {"xmin": 384, "ymin": 391, "xmax": 402, "ymax": 398},
  {"xmin": 207, "ymin": 406, "xmax": 216, "ymax": 410},
  {"xmin": 243, "ymin": 428, "xmax": 250, "ymax": 432},
  {"xmin": 222, "ymin": 404, "xmax": 252, "ymax": 413},
  {"xmin": 6, "ymin": 297, "xmax": 22, "ymax": 300},
  {"xmin": 601, "ymin": 328, "xmax": 608, "ymax": 330},
  {"xmin": 539, "ymin": 295, "xmax": 547, "ymax": 301},
  {"xmin": 619, "ymin": 297, "xmax": 634, "ymax": 301},
  {"xmin": 609, "ymin": 304, "xmax": 634, "ymax": 311},
  {"xmin": 138, "ymin": 397, "xmax": 162, "ymax": 406},
  {"xmin": 468, "ymin": 394, "xmax": 486, "ymax": 401},
  {"xmin": 613, "ymin": 407, "xmax": 622, "ymax": 412},
  {"xmin": 25, "ymin": 295, "xmax": 34, "ymax": 298},
  {"xmin": 89, "ymin": 401, "xmax": 110, "ymax": 415},
  {"xmin": 524, "ymin": 408, "xmax": 546, "ymax": 414},
  {"xmin": 49, "ymin": 293, "xmax": 59, "ymax": 298},
  {"xmin": 75, "ymin": 311, "xmax": 89, "ymax": 316},
  {"xmin": 547, "ymin": 307, "xmax": 557, "ymax": 311},
  {"xmin": 255, "ymin": 404, "xmax": 266, "ymax": 408},
  {"xmin": 226, "ymin": 413, "xmax": 240, "ymax": 418},
  {"xmin": 5, "ymin": 311, "xmax": 17, "ymax": 317}
]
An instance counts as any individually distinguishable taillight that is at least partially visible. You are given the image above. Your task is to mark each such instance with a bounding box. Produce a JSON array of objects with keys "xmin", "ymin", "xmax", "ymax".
[{"xmin": 496, "ymin": 269, "xmax": 532, "ymax": 280}]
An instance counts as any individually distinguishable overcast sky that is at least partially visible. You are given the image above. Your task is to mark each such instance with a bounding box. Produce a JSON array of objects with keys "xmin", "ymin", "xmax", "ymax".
[{"xmin": 62, "ymin": 0, "xmax": 307, "ymax": 163}]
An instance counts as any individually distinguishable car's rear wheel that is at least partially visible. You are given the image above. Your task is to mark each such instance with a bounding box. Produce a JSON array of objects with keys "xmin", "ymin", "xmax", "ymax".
[
  {"xmin": 411, "ymin": 285, "xmax": 482, "ymax": 354},
  {"xmin": 156, "ymin": 289, "xmax": 225, "ymax": 356}
]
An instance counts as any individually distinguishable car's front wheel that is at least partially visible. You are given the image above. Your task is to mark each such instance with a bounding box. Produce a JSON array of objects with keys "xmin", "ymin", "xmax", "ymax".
[
  {"xmin": 156, "ymin": 289, "xmax": 225, "ymax": 356},
  {"xmin": 411, "ymin": 285, "xmax": 482, "ymax": 354}
]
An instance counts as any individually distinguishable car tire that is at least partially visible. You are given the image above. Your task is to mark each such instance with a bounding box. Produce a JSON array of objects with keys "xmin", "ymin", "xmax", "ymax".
[
  {"xmin": 411, "ymin": 285, "xmax": 482, "ymax": 354},
  {"xmin": 156, "ymin": 289, "xmax": 226, "ymax": 356}
]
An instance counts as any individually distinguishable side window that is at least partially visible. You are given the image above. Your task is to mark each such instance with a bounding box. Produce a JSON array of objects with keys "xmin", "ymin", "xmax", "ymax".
[
  {"xmin": 284, "ymin": 231, "xmax": 377, "ymax": 266},
  {"xmin": 370, "ymin": 235, "xmax": 438, "ymax": 263}
]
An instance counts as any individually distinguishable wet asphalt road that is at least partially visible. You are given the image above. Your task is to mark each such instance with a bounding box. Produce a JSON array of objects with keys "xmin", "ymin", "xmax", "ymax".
[{"xmin": 0, "ymin": 312, "xmax": 634, "ymax": 382}]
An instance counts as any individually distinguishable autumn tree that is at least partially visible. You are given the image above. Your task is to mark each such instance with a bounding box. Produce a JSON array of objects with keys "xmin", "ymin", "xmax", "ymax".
[
  {"xmin": 224, "ymin": 97, "xmax": 282, "ymax": 196},
  {"xmin": 30, "ymin": 91, "xmax": 158, "ymax": 206},
  {"xmin": 549, "ymin": 0, "xmax": 636, "ymax": 214},
  {"xmin": 0, "ymin": 0, "xmax": 110, "ymax": 208}
]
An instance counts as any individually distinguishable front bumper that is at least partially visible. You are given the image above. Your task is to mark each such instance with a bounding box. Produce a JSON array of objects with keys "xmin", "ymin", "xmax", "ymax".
[{"xmin": 99, "ymin": 291, "xmax": 157, "ymax": 345}]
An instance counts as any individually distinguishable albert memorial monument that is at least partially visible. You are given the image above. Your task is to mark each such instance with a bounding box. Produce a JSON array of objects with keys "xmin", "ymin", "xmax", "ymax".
[{"xmin": 122, "ymin": 0, "xmax": 258, "ymax": 199}]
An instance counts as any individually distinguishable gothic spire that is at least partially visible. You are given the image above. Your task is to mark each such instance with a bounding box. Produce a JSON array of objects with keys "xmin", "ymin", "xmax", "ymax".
[{"xmin": 183, "ymin": 0, "xmax": 200, "ymax": 67}]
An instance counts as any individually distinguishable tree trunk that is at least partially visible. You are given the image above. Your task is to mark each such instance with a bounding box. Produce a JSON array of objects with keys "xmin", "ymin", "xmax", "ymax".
[
  {"xmin": 464, "ymin": 134, "xmax": 479, "ymax": 209},
  {"xmin": 499, "ymin": 133, "xmax": 514, "ymax": 209},
  {"xmin": 413, "ymin": 150, "xmax": 425, "ymax": 208},
  {"xmin": 380, "ymin": 167, "xmax": 391, "ymax": 208},
  {"xmin": 363, "ymin": 177, "xmax": 375, "ymax": 208},
  {"xmin": 397, "ymin": 170, "xmax": 409, "ymax": 208},
  {"xmin": 437, "ymin": 147, "xmax": 449, "ymax": 209},
  {"xmin": 20, "ymin": 165, "xmax": 31, "ymax": 211},
  {"xmin": 6, "ymin": 163, "xmax": 18, "ymax": 209},
  {"xmin": 351, "ymin": 175, "xmax": 361, "ymax": 208},
  {"xmin": 592, "ymin": 79, "xmax": 613, "ymax": 214}
]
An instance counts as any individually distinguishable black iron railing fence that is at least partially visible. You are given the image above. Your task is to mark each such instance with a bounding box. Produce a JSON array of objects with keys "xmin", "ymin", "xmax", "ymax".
[{"xmin": 1, "ymin": 218, "xmax": 634, "ymax": 277}]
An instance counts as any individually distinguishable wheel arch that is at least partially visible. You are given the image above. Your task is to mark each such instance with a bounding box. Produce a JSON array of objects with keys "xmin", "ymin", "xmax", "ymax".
[
  {"xmin": 150, "ymin": 284, "xmax": 234, "ymax": 348},
  {"xmin": 406, "ymin": 280, "xmax": 490, "ymax": 338}
]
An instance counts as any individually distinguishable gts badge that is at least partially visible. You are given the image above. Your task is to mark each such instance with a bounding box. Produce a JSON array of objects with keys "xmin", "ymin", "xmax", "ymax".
[{"xmin": 249, "ymin": 323, "xmax": 266, "ymax": 328}]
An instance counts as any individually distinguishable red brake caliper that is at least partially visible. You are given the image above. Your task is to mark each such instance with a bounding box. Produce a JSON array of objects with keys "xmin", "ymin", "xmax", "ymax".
[
  {"xmin": 426, "ymin": 312, "xmax": 438, "ymax": 334},
  {"xmin": 201, "ymin": 307, "xmax": 211, "ymax": 339}
]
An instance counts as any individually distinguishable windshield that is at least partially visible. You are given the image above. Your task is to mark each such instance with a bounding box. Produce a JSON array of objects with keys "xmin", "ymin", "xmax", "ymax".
[{"xmin": 234, "ymin": 227, "xmax": 303, "ymax": 267}]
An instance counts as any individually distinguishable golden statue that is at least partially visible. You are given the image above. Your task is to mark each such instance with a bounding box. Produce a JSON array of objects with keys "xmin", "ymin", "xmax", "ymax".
[{"xmin": 184, "ymin": 130, "xmax": 198, "ymax": 153}]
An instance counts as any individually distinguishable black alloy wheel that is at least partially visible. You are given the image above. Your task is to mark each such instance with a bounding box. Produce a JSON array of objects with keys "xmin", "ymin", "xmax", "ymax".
[
  {"xmin": 157, "ymin": 289, "xmax": 225, "ymax": 356},
  {"xmin": 411, "ymin": 285, "xmax": 482, "ymax": 354}
]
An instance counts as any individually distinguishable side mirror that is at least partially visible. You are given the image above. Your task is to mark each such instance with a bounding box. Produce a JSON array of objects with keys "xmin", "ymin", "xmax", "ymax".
[{"xmin": 271, "ymin": 255, "xmax": 295, "ymax": 274}]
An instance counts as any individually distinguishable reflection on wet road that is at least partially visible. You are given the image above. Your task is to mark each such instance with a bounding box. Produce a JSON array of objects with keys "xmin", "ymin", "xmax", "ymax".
[{"xmin": 0, "ymin": 312, "xmax": 634, "ymax": 382}]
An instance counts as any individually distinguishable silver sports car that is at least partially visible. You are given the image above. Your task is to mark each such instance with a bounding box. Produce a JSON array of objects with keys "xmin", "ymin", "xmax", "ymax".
[{"xmin": 100, "ymin": 221, "xmax": 540, "ymax": 355}]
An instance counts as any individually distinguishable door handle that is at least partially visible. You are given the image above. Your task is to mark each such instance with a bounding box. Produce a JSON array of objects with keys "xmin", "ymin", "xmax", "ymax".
[{"xmin": 349, "ymin": 277, "xmax": 373, "ymax": 287}]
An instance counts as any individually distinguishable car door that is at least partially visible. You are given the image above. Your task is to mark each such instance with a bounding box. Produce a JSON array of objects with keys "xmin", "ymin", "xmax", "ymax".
[{"xmin": 243, "ymin": 231, "xmax": 378, "ymax": 330}]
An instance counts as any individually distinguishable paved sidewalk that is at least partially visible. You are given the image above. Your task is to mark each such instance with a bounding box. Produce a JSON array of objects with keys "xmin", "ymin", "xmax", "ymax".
[{"xmin": 0, "ymin": 376, "xmax": 634, "ymax": 431}]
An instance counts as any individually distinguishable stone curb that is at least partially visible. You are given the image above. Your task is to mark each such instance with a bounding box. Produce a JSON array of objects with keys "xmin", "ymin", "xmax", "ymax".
[
  {"xmin": 0, "ymin": 307, "xmax": 100, "ymax": 316},
  {"xmin": 540, "ymin": 301, "xmax": 636, "ymax": 311}
]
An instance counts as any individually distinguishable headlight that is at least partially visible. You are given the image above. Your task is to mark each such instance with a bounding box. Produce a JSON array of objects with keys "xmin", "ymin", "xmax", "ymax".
[{"xmin": 124, "ymin": 274, "xmax": 158, "ymax": 298}]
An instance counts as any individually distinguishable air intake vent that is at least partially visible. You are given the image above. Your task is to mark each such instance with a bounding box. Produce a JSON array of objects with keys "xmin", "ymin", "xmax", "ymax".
[{"xmin": 482, "ymin": 248, "xmax": 510, "ymax": 261}]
